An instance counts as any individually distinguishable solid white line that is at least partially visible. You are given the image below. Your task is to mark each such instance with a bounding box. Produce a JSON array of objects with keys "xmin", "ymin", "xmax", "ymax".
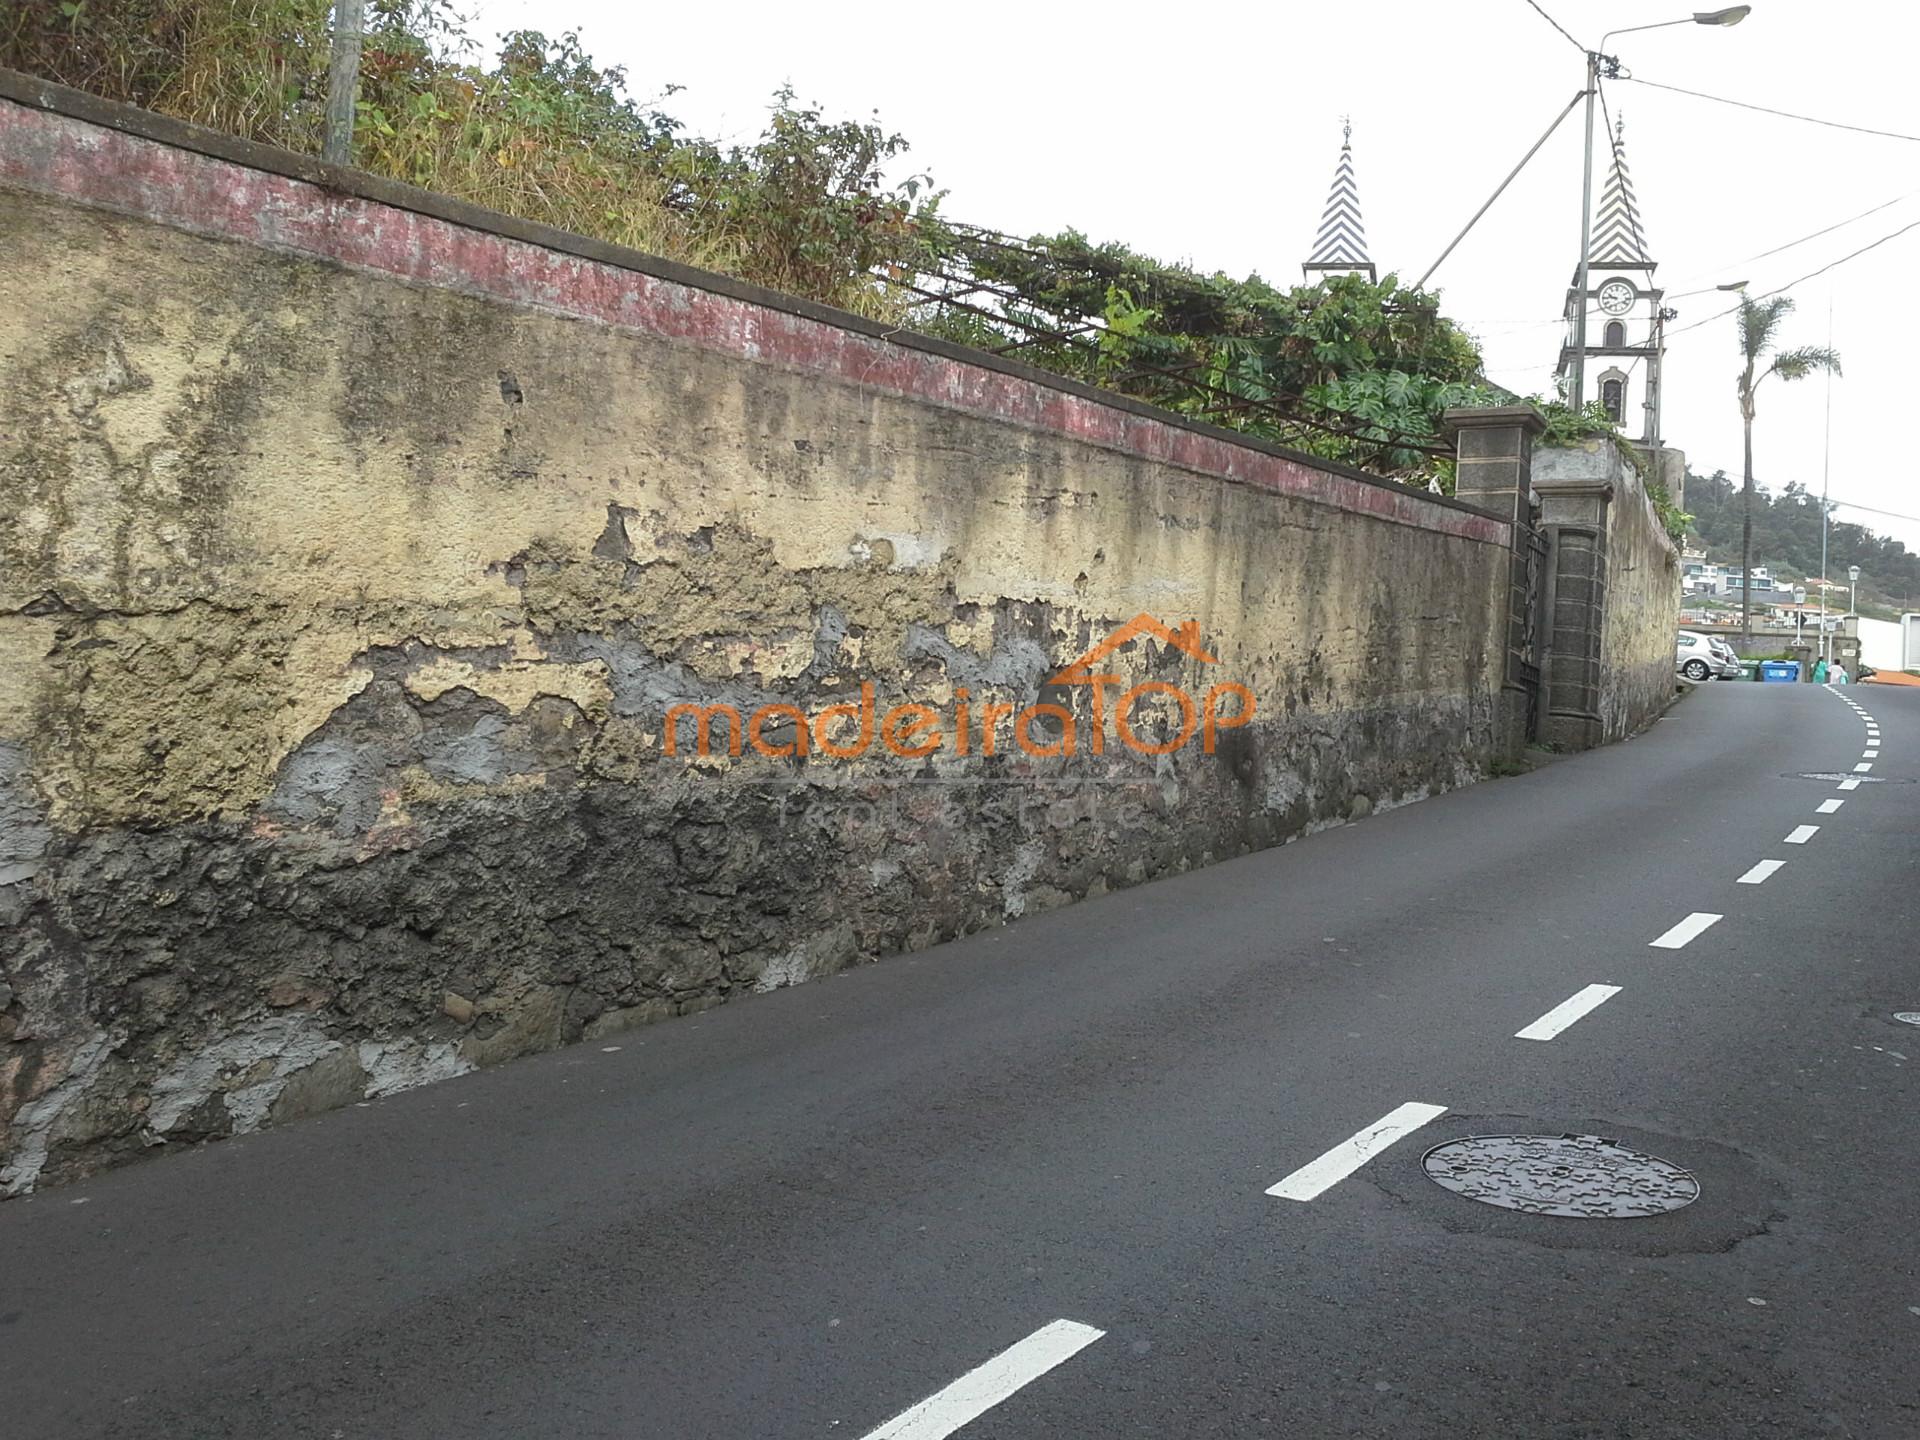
[
  {"xmin": 1840, "ymin": 778, "xmax": 1862, "ymax": 791},
  {"xmin": 1650, "ymin": 911, "xmax": 1723, "ymax": 949},
  {"xmin": 1738, "ymin": 859, "xmax": 1786, "ymax": 884},
  {"xmin": 1855, "ymin": 762, "xmax": 1874, "ymax": 773},
  {"xmin": 858, "ymin": 1320, "xmax": 1106, "ymax": 1440},
  {"xmin": 1817, "ymin": 798, "xmax": 1845, "ymax": 814},
  {"xmin": 1785, "ymin": 825, "xmax": 1820, "ymax": 844},
  {"xmin": 1266, "ymin": 1102, "xmax": 1447, "ymax": 1201},
  {"xmin": 1515, "ymin": 984, "xmax": 1622, "ymax": 1041}
]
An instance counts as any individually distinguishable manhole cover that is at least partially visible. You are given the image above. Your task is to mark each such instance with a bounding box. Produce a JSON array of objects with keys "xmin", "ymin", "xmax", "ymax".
[
  {"xmin": 1895, "ymin": 1013, "xmax": 1920, "ymax": 1027},
  {"xmin": 1422, "ymin": 1134, "xmax": 1700, "ymax": 1217}
]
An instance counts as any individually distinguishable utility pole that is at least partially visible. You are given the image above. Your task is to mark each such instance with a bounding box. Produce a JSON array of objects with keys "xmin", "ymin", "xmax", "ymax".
[
  {"xmin": 324, "ymin": 0, "xmax": 365, "ymax": 167},
  {"xmin": 1569, "ymin": 49, "xmax": 1599, "ymax": 409},
  {"xmin": 1566, "ymin": 9, "xmax": 1750, "ymax": 409},
  {"xmin": 1819, "ymin": 297, "xmax": 1833, "ymax": 661}
]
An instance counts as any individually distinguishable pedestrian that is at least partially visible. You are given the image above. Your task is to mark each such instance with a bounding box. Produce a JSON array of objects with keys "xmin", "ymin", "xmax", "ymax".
[
  {"xmin": 1831, "ymin": 660, "xmax": 1849, "ymax": 686},
  {"xmin": 1814, "ymin": 657, "xmax": 1829, "ymax": 684}
]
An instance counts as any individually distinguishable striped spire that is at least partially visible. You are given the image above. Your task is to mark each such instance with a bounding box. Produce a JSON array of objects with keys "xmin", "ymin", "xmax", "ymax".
[
  {"xmin": 1589, "ymin": 116, "xmax": 1652, "ymax": 266},
  {"xmin": 1303, "ymin": 120, "xmax": 1377, "ymax": 282}
]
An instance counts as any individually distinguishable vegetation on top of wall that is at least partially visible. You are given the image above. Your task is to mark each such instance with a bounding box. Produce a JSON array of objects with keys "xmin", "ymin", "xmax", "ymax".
[
  {"xmin": 1533, "ymin": 398, "xmax": 1691, "ymax": 545},
  {"xmin": 914, "ymin": 249, "xmax": 1505, "ymax": 474},
  {"xmin": 3, "ymin": 0, "xmax": 1511, "ymax": 482}
]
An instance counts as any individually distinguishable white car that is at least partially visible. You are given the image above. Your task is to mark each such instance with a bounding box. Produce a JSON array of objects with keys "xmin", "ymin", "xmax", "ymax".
[{"xmin": 1676, "ymin": 630, "xmax": 1741, "ymax": 682}]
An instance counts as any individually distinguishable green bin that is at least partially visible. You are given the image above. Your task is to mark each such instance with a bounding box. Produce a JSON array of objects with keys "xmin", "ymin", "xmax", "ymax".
[{"xmin": 1736, "ymin": 661, "xmax": 1761, "ymax": 682}]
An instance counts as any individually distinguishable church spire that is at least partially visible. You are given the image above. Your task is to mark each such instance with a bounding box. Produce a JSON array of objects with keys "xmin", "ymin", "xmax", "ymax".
[
  {"xmin": 1303, "ymin": 119, "xmax": 1377, "ymax": 283},
  {"xmin": 1588, "ymin": 116, "xmax": 1652, "ymax": 267}
]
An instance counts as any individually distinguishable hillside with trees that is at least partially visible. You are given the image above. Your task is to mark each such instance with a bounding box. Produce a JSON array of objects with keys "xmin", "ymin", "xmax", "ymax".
[{"xmin": 1686, "ymin": 470, "xmax": 1919, "ymax": 615}]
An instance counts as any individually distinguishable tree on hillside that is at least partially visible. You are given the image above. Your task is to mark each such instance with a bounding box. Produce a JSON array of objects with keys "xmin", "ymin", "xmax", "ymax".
[{"xmin": 1734, "ymin": 296, "xmax": 1840, "ymax": 638}]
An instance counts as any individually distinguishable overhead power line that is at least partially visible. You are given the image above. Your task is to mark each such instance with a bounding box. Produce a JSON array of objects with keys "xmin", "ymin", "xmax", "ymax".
[
  {"xmin": 1621, "ymin": 75, "xmax": 1920, "ymax": 144},
  {"xmin": 1416, "ymin": 89, "xmax": 1586, "ymax": 289},
  {"xmin": 1665, "ymin": 190, "xmax": 1920, "ymax": 295},
  {"xmin": 1519, "ymin": 0, "xmax": 1585, "ymax": 54},
  {"xmin": 1667, "ymin": 217, "xmax": 1920, "ymax": 337}
]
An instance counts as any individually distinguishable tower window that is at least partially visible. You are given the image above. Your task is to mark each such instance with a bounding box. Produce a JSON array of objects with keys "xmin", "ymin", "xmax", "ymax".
[
  {"xmin": 1604, "ymin": 320, "xmax": 1626, "ymax": 347},
  {"xmin": 1601, "ymin": 378, "xmax": 1625, "ymax": 423}
]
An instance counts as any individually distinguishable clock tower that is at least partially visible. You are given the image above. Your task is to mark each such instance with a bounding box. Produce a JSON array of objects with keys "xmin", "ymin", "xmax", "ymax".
[{"xmin": 1560, "ymin": 119, "xmax": 1668, "ymax": 445}]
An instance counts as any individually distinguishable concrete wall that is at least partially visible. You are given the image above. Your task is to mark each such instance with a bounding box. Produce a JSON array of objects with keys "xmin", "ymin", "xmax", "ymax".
[
  {"xmin": 1534, "ymin": 438, "xmax": 1680, "ymax": 747},
  {"xmin": 0, "ymin": 81, "xmax": 1513, "ymax": 1193}
]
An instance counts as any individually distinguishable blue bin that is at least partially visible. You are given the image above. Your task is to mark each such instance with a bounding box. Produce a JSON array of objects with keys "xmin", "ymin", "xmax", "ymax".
[{"xmin": 1759, "ymin": 661, "xmax": 1801, "ymax": 683}]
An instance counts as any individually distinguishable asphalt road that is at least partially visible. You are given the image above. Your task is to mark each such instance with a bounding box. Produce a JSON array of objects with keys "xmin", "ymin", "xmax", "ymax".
[{"xmin": 5, "ymin": 680, "xmax": 1918, "ymax": 1439}]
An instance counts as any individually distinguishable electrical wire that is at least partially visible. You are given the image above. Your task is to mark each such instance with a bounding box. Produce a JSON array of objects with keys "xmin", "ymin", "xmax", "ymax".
[
  {"xmin": 1666, "ymin": 217, "xmax": 1920, "ymax": 336},
  {"xmin": 1519, "ymin": 0, "xmax": 1585, "ymax": 54},
  {"xmin": 1663, "ymin": 190, "xmax": 1920, "ymax": 294},
  {"xmin": 1621, "ymin": 75, "xmax": 1920, "ymax": 144}
]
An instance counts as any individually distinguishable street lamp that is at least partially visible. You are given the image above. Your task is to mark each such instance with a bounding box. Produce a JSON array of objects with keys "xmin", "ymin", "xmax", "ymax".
[
  {"xmin": 1569, "ymin": 7, "xmax": 1752, "ymax": 407},
  {"xmin": 1849, "ymin": 563, "xmax": 1861, "ymax": 617}
]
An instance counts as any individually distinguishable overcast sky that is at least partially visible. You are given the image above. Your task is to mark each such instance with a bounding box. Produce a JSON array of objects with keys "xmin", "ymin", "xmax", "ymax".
[{"xmin": 466, "ymin": 0, "xmax": 1920, "ymax": 569}]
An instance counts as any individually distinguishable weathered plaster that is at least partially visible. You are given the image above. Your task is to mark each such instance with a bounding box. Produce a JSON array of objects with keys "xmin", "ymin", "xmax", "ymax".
[{"xmin": 0, "ymin": 89, "xmax": 1515, "ymax": 1192}]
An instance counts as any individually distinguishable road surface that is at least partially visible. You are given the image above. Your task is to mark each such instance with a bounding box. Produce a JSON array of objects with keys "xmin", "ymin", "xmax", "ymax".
[{"xmin": 5, "ymin": 680, "xmax": 1917, "ymax": 1438}]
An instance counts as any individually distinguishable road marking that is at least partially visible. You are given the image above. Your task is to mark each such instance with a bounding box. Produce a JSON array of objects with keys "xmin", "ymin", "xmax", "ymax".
[
  {"xmin": 1650, "ymin": 912, "xmax": 1723, "ymax": 949},
  {"xmin": 1855, "ymin": 762, "xmax": 1874, "ymax": 773},
  {"xmin": 1817, "ymin": 799, "xmax": 1845, "ymax": 814},
  {"xmin": 1266, "ymin": 1102, "xmax": 1448, "ymax": 1201},
  {"xmin": 1864, "ymin": 749, "xmax": 1879, "ymax": 758},
  {"xmin": 1785, "ymin": 825, "xmax": 1820, "ymax": 844},
  {"xmin": 1515, "ymin": 984, "xmax": 1622, "ymax": 1041},
  {"xmin": 858, "ymin": 1320, "xmax": 1106, "ymax": 1440},
  {"xmin": 1738, "ymin": 859, "xmax": 1786, "ymax": 884},
  {"xmin": 1840, "ymin": 778, "xmax": 1863, "ymax": 791}
]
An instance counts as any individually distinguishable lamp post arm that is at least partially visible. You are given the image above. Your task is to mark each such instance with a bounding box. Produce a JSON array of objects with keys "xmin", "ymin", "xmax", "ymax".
[{"xmin": 1597, "ymin": 15, "xmax": 1695, "ymax": 49}]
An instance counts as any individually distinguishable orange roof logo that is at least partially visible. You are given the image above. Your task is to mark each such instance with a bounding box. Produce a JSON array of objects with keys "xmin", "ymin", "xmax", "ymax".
[{"xmin": 1051, "ymin": 614, "xmax": 1219, "ymax": 684}]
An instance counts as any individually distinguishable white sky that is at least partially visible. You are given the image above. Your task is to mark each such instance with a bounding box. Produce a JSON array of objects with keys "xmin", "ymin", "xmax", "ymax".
[{"xmin": 466, "ymin": 0, "xmax": 1920, "ymax": 563}]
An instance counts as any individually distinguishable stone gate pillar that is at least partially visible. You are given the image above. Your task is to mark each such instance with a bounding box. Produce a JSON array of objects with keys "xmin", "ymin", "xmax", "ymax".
[{"xmin": 1446, "ymin": 405, "xmax": 1547, "ymax": 758}]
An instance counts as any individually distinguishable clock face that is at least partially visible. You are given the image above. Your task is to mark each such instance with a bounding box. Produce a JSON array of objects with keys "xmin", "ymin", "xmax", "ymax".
[{"xmin": 1598, "ymin": 280, "xmax": 1636, "ymax": 316}]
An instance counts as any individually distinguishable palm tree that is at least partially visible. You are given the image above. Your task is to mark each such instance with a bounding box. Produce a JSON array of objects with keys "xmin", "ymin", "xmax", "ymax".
[{"xmin": 1735, "ymin": 296, "xmax": 1840, "ymax": 639}]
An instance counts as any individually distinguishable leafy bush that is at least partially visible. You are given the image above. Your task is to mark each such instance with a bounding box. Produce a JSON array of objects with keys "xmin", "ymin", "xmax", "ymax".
[{"xmin": 5, "ymin": 2, "xmax": 1507, "ymax": 478}]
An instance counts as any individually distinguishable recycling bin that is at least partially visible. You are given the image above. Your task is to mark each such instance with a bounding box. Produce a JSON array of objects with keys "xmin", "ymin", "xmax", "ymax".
[{"xmin": 1759, "ymin": 661, "xmax": 1801, "ymax": 683}]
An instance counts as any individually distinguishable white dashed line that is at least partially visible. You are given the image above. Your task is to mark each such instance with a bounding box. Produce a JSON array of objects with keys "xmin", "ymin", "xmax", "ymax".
[
  {"xmin": 1266, "ymin": 1102, "xmax": 1448, "ymax": 1201},
  {"xmin": 1738, "ymin": 859, "xmax": 1786, "ymax": 884},
  {"xmin": 1855, "ymin": 763, "xmax": 1874, "ymax": 773},
  {"xmin": 1841, "ymin": 779, "xmax": 1863, "ymax": 791},
  {"xmin": 1817, "ymin": 799, "xmax": 1845, "ymax": 814},
  {"xmin": 858, "ymin": 1320, "xmax": 1106, "ymax": 1440},
  {"xmin": 1864, "ymin": 750, "xmax": 1879, "ymax": 759},
  {"xmin": 1515, "ymin": 984, "xmax": 1622, "ymax": 1041},
  {"xmin": 1786, "ymin": 825, "xmax": 1820, "ymax": 844},
  {"xmin": 1651, "ymin": 912, "xmax": 1723, "ymax": 949}
]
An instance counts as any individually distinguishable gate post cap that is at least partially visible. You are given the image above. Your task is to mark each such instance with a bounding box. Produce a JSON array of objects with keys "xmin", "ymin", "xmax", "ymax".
[{"xmin": 1442, "ymin": 404, "xmax": 1548, "ymax": 439}]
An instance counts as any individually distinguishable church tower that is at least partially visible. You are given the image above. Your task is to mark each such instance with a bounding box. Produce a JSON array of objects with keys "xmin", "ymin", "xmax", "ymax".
[
  {"xmin": 1560, "ymin": 118, "xmax": 1667, "ymax": 444},
  {"xmin": 1303, "ymin": 121, "xmax": 1377, "ymax": 284}
]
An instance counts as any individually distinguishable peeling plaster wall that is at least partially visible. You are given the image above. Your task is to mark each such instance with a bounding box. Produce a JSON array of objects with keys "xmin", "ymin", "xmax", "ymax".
[
  {"xmin": 1600, "ymin": 455, "xmax": 1683, "ymax": 740},
  {"xmin": 0, "ymin": 85, "xmax": 1513, "ymax": 1193}
]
